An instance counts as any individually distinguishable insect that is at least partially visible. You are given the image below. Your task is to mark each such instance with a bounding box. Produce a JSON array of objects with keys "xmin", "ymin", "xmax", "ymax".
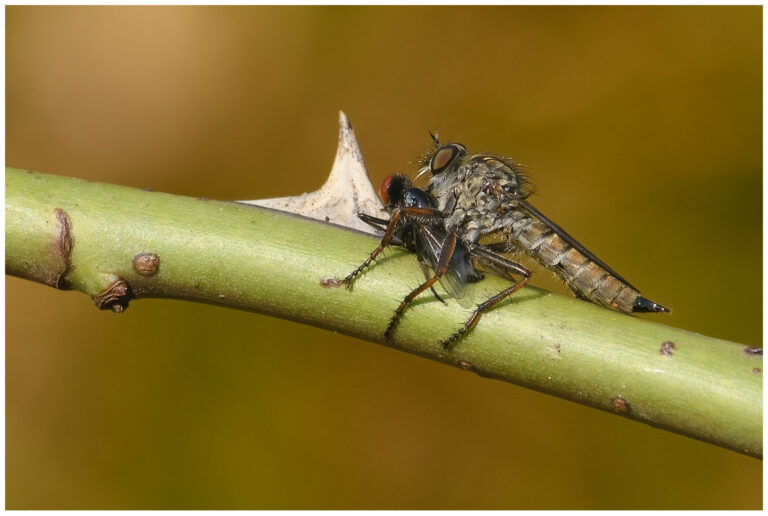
[
  {"xmin": 417, "ymin": 134, "xmax": 669, "ymax": 314},
  {"xmin": 342, "ymin": 173, "xmax": 530, "ymax": 347}
]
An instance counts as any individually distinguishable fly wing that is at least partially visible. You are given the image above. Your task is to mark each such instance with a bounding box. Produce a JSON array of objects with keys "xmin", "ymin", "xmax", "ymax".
[
  {"xmin": 518, "ymin": 199, "xmax": 637, "ymax": 290},
  {"xmin": 415, "ymin": 225, "xmax": 470, "ymax": 300}
]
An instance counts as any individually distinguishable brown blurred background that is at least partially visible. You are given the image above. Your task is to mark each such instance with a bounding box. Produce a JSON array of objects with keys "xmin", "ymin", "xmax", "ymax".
[{"xmin": 6, "ymin": 6, "xmax": 761, "ymax": 509}]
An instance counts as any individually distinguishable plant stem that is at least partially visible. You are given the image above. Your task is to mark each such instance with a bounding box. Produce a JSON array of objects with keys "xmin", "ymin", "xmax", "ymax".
[{"xmin": 5, "ymin": 166, "xmax": 762, "ymax": 458}]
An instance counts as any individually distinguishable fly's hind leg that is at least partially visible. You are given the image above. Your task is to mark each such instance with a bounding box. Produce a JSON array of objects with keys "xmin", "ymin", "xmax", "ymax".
[
  {"xmin": 384, "ymin": 232, "xmax": 458, "ymax": 342},
  {"xmin": 440, "ymin": 245, "xmax": 531, "ymax": 349},
  {"xmin": 439, "ymin": 278, "xmax": 528, "ymax": 349},
  {"xmin": 417, "ymin": 260, "xmax": 446, "ymax": 304}
]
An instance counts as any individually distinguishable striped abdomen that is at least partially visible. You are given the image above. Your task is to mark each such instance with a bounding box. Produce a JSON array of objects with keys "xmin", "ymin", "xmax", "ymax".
[{"xmin": 509, "ymin": 212, "xmax": 642, "ymax": 313}]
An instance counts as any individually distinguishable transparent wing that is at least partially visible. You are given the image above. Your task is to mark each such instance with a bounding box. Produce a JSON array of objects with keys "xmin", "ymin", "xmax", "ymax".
[{"xmin": 415, "ymin": 225, "xmax": 471, "ymax": 300}]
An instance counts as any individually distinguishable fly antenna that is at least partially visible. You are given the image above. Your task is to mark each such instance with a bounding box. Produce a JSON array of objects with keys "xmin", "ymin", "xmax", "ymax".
[{"xmin": 428, "ymin": 129, "xmax": 441, "ymax": 147}]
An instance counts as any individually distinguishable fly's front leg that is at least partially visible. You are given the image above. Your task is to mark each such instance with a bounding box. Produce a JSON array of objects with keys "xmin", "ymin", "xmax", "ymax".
[
  {"xmin": 342, "ymin": 209, "xmax": 405, "ymax": 289},
  {"xmin": 342, "ymin": 206, "xmax": 443, "ymax": 289},
  {"xmin": 440, "ymin": 246, "xmax": 531, "ymax": 349},
  {"xmin": 384, "ymin": 231, "xmax": 458, "ymax": 342}
]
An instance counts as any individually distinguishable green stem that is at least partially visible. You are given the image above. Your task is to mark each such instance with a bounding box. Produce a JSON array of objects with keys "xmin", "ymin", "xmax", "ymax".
[{"xmin": 5, "ymin": 167, "xmax": 762, "ymax": 458}]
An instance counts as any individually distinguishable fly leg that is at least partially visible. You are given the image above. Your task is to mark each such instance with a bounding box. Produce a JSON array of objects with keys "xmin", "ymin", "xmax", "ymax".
[
  {"xmin": 360, "ymin": 212, "xmax": 443, "ymax": 302},
  {"xmin": 439, "ymin": 279, "xmax": 528, "ymax": 348},
  {"xmin": 417, "ymin": 260, "xmax": 446, "ymax": 304},
  {"xmin": 357, "ymin": 213, "xmax": 403, "ymax": 246},
  {"xmin": 384, "ymin": 231, "xmax": 458, "ymax": 342},
  {"xmin": 440, "ymin": 246, "xmax": 531, "ymax": 349},
  {"xmin": 342, "ymin": 206, "xmax": 440, "ymax": 289}
]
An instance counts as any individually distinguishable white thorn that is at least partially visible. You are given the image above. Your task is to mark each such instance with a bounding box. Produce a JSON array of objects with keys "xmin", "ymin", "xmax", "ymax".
[{"xmin": 240, "ymin": 111, "xmax": 387, "ymax": 235}]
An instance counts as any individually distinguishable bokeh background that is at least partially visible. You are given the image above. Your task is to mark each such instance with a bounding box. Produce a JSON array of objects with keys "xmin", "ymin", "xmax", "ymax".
[{"xmin": 6, "ymin": 6, "xmax": 761, "ymax": 509}]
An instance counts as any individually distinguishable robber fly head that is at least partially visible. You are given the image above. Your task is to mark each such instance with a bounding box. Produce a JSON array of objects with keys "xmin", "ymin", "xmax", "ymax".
[
  {"xmin": 380, "ymin": 174, "xmax": 437, "ymax": 211},
  {"xmin": 429, "ymin": 143, "xmax": 467, "ymax": 175},
  {"xmin": 415, "ymin": 134, "xmax": 468, "ymax": 183}
]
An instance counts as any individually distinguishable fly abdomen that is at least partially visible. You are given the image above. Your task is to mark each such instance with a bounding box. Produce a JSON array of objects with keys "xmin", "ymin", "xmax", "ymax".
[
  {"xmin": 511, "ymin": 214, "xmax": 659, "ymax": 313},
  {"xmin": 552, "ymin": 239, "xmax": 639, "ymax": 312}
]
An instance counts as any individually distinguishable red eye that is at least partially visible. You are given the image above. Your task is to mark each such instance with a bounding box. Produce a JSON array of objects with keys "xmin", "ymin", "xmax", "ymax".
[{"xmin": 379, "ymin": 175, "xmax": 395, "ymax": 204}]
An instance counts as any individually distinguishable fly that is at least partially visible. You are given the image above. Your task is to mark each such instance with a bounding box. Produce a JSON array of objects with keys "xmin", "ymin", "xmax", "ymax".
[
  {"xmin": 417, "ymin": 133, "xmax": 669, "ymax": 314},
  {"xmin": 341, "ymin": 173, "xmax": 530, "ymax": 347}
]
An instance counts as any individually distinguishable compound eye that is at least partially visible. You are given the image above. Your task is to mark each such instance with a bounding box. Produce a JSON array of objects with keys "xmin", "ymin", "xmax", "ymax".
[
  {"xmin": 430, "ymin": 144, "xmax": 466, "ymax": 174},
  {"xmin": 379, "ymin": 174, "xmax": 409, "ymax": 205},
  {"xmin": 379, "ymin": 175, "xmax": 395, "ymax": 205}
]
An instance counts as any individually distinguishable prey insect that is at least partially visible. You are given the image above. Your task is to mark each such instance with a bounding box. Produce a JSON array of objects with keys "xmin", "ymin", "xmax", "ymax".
[
  {"xmin": 417, "ymin": 134, "xmax": 669, "ymax": 314},
  {"xmin": 341, "ymin": 174, "xmax": 530, "ymax": 347}
]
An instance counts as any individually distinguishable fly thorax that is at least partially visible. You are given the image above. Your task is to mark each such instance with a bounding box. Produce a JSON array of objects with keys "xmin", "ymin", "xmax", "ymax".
[
  {"xmin": 462, "ymin": 226, "xmax": 482, "ymax": 244},
  {"xmin": 427, "ymin": 172, "xmax": 458, "ymax": 208},
  {"xmin": 465, "ymin": 217, "xmax": 482, "ymax": 233},
  {"xmin": 443, "ymin": 206, "xmax": 467, "ymax": 232}
]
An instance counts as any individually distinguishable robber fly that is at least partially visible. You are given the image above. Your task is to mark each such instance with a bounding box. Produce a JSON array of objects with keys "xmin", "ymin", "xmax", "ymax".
[
  {"xmin": 341, "ymin": 173, "xmax": 530, "ymax": 347},
  {"xmin": 417, "ymin": 134, "xmax": 669, "ymax": 315}
]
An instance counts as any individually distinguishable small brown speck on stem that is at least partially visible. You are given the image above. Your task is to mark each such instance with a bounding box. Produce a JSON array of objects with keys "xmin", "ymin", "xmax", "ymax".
[
  {"xmin": 612, "ymin": 396, "xmax": 630, "ymax": 414},
  {"xmin": 320, "ymin": 277, "xmax": 344, "ymax": 288},
  {"xmin": 660, "ymin": 341, "xmax": 676, "ymax": 356},
  {"xmin": 458, "ymin": 360, "xmax": 474, "ymax": 371},
  {"xmin": 133, "ymin": 252, "xmax": 160, "ymax": 276}
]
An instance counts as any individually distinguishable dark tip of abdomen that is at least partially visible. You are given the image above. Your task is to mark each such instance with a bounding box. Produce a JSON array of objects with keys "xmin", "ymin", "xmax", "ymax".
[{"xmin": 633, "ymin": 296, "xmax": 670, "ymax": 313}]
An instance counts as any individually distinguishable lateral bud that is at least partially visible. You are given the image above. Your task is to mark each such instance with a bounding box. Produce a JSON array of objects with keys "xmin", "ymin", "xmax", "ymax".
[{"xmin": 93, "ymin": 278, "xmax": 132, "ymax": 312}]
